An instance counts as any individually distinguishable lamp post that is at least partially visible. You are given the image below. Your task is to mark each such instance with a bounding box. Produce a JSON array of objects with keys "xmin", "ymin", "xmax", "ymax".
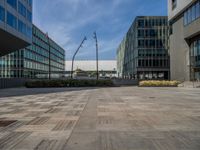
[
  {"xmin": 71, "ymin": 37, "xmax": 87, "ymax": 79},
  {"xmin": 94, "ymin": 32, "xmax": 99, "ymax": 80},
  {"xmin": 46, "ymin": 33, "xmax": 51, "ymax": 80}
]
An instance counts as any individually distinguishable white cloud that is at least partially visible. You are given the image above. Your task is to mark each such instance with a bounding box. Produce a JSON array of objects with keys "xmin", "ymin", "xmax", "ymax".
[{"xmin": 33, "ymin": 0, "xmax": 141, "ymax": 60}]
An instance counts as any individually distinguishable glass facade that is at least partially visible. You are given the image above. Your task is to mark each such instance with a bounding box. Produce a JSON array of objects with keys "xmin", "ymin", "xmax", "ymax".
[
  {"xmin": 18, "ymin": 19, "xmax": 26, "ymax": 35},
  {"xmin": 190, "ymin": 39, "xmax": 200, "ymax": 80},
  {"xmin": 7, "ymin": 11, "xmax": 17, "ymax": 29},
  {"xmin": 0, "ymin": 25, "xmax": 65, "ymax": 78},
  {"xmin": 7, "ymin": 0, "xmax": 17, "ymax": 9},
  {"xmin": 0, "ymin": 5, "xmax": 5, "ymax": 22},
  {"xmin": 117, "ymin": 16, "xmax": 170, "ymax": 80},
  {"xmin": 2, "ymin": 0, "xmax": 32, "ymax": 38},
  {"xmin": 0, "ymin": 0, "xmax": 32, "ymax": 56},
  {"xmin": 18, "ymin": 1, "xmax": 26, "ymax": 18},
  {"xmin": 184, "ymin": 0, "xmax": 200, "ymax": 26}
]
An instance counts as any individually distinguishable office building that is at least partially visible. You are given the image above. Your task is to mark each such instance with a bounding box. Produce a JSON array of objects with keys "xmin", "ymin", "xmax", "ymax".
[
  {"xmin": 0, "ymin": 25, "xmax": 65, "ymax": 78},
  {"xmin": 0, "ymin": 0, "xmax": 32, "ymax": 56},
  {"xmin": 168, "ymin": 0, "xmax": 200, "ymax": 81},
  {"xmin": 117, "ymin": 16, "xmax": 170, "ymax": 80}
]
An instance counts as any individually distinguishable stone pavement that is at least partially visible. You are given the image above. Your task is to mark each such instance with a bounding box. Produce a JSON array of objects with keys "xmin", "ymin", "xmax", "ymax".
[{"xmin": 0, "ymin": 87, "xmax": 200, "ymax": 150}]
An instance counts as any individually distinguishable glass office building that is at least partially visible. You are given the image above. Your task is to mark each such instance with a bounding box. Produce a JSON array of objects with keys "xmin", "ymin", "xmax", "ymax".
[
  {"xmin": 117, "ymin": 16, "xmax": 170, "ymax": 80},
  {"xmin": 0, "ymin": 25, "xmax": 65, "ymax": 78},
  {"xmin": 0, "ymin": 0, "xmax": 32, "ymax": 56}
]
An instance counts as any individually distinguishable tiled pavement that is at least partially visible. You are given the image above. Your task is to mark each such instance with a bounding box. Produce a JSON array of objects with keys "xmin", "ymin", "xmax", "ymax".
[{"xmin": 0, "ymin": 87, "xmax": 200, "ymax": 150}]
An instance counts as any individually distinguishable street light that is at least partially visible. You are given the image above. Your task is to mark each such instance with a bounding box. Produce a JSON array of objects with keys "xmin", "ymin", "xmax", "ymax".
[
  {"xmin": 94, "ymin": 32, "xmax": 99, "ymax": 80},
  {"xmin": 71, "ymin": 37, "xmax": 87, "ymax": 79},
  {"xmin": 46, "ymin": 33, "xmax": 51, "ymax": 80}
]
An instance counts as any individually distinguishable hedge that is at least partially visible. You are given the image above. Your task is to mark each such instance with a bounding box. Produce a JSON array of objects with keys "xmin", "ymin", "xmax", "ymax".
[
  {"xmin": 25, "ymin": 79, "xmax": 114, "ymax": 88},
  {"xmin": 139, "ymin": 80, "xmax": 180, "ymax": 87}
]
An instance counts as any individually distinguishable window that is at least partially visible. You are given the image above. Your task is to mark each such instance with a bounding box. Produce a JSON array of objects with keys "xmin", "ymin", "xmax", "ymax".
[
  {"xmin": 7, "ymin": 0, "xmax": 17, "ymax": 9},
  {"xmin": 18, "ymin": 1, "xmax": 26, "ymax": 18},
  {"xmin": 184, "ymin": 0, "xmax": 200, "ymax": 26},
  {"xmin": 28, "ymin": 0, "xmax": 32, "ymax": 6},
  {"xmin": 196, "ymin": 1, "xmax": 200, "ymax": 19},
  {"xmin": 192, "ymin": 5, "xmax": 196, "ymax": 21},
  {"xmin": 172, "ymin": 0, "xmax": 177, "ymax": 10},
  {"xmin": 18, "ymin": 19, "xmax": 26, "ymax": 35},
  {"xmin": 138, "ymin": 30, "xmax": 144, "ymax": 37},
  {"xmin": 27, "ymin": 10, "xmax": 32, "ymax": 22},
  {"xmin": 138, "ymin": 40, "xmax": 144, "ymax": 47},
  {"xmin": 184, "ymin": 11, "xmax": 188, "ymax": 25},
  {"xmin": 150, "ymin": 29, "xmax": 156, "ymax": 37},
  {"xmin": 7, "ymin": 11, "xmax": 17, "ymax": 29},
  {"xmin": 190, "ymin": 39, "xmax": 200, "ymax": 68},
  {"xmin": 0, "ymin": 5, "xmax": 5, "ymax": 22},
  {"xmin": 27, "ymin": 25, "xmax": 32, "ymax": 38},
  {"xmin": 188, "ymin": 8, "xmax": 192, "ymax": 24},
  {"xmin": 138, "ymin": 20, "xmax": 144, "ymax": 28}
]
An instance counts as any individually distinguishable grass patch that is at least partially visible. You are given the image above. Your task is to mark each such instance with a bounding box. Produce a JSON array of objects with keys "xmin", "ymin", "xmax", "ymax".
[
  {"xmin": 139, "ymin": 80, "xmax": 180, "ymax": 87},
  {"xmin": 25, "ymin": 79, "xmax": 114, "ymax": 88}
]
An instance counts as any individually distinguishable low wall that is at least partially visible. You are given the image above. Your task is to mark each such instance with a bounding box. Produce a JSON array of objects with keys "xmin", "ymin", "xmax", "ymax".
[
  {"xmin": 0, "ymin": 78, "xmax": 31, "ymax": 89},
  {"xmin": 112, "ymin": 79, "xmax": 139, "ymax": 86},
  {"xmin": 0, "ymin": 78, "xmax": 139, "ymax": 89}
]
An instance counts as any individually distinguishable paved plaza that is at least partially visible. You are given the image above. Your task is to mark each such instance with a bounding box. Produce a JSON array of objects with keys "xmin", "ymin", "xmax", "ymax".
[{"xmin": 0, "ymin": 87, "xmax": 200, "ymax": 150}]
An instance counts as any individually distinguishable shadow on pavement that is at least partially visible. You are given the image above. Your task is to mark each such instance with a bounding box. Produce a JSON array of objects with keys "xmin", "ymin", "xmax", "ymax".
[{"xmin": 0, "ymin": 87, "xmax": 100, "ymax": 98}]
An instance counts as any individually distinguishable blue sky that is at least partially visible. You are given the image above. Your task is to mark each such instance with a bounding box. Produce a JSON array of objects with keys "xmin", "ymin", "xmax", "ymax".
[{"xmin": 33, "ymin": 0, "xmax": 167, "ymax": 60}]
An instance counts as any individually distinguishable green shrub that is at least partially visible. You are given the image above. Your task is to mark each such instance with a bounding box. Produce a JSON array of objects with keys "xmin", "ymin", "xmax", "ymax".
[
  {"xmin": 139, "ymin": 80, "xmax": 180, "ymax": 87},
  {"xmin": 25, "ymin": 79, "xmax": 114, "ymax": 88}
]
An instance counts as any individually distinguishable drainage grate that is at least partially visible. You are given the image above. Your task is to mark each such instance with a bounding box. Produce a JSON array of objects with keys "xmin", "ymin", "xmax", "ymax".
[{"xmin": 0, "ymin": 120, "xmax": 17, "ymax": 127}]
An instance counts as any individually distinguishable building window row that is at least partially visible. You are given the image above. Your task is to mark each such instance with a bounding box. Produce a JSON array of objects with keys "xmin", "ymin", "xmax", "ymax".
[
  {"xmin": 30, "ymin": 45, "xmax": 49, "ymax": 58},
  {"xmin": 191, "ymin": 39, "xmax": 200, "ymax": 67},
  {"xmin": 138, "ymin": 49, "xmax": 168, "ymax": 57},
  {"xmin": 24, "ymin": 60, "xmax": 49, "ymax": 71},
  {"xmin": 7, "ymin": 0, "xmax": 32, "ymax": 22},
  {"xmin": 138, "ymin": 59, "xmax": 169, "ymax": 68},
  {"xmin": 138, "ymin": 39, "xmax": 165, "ymax": 48},
  {"xmin": 138, "ymin": 29, "xmax": 167, "ymax": 38},
  {"xmin": 138, "ymin": 18, "xmax": 167, "ymax": 28},
  {"xmin": 6, "ymin": 11, "xmax": 32, "ymax": 38},
  {"xmin": 184, "ymin": 0, "xmax": 200, "ymax": 26},
  {"xmin": 24, "ymin": 50, "xmax": 49, "ymax": 65},
  {"xmin": 7, "ymin": 0, "xmax": 32, "ymax": 8}
]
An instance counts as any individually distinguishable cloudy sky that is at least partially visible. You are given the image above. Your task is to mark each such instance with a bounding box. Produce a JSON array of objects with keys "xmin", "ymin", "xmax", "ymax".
[{"xmin": 33, "ymin": 0, "xmax": 167, "ymax": 60}]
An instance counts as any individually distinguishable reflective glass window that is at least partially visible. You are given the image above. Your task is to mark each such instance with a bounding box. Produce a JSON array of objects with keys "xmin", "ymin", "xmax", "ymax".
[
  {"xmin": 184, "ymin": 11, "xmax": 188, "ymax": 25},
  {"xmin": 18, "ymin": 19, "xmax": 26, "ymax": 35},
  {"xmin": 192, "ymin": 5, "xmax": 196, "ymax": 21},
  {"xmin": 28, "ymin": 0, "xmax": 32, "ymax": 6},
  {"xmin": 27, "ymin": 10, "xmax": 32, "ymax": 22},
  {"xmin": 27, "ymin": 25, "xmax": 32, "ymax": 38},
  {"xmin": 196, "ymin": 1, "xmax": 200, "ymax": 18},
  {"xmin": 7, "ymin": 11, "xmax": 17, "ymax": 29},
  {"xmin": 7, "ymin": 0, "xmax": 17, "ymax": 9},
  {"xmin": 138, "ymin": 20, "xmax": 144, "ymax": 28},
  {"xmin": 184, "ymin": 0, "xmax": 200, "ymax": 26},
  {"xmin": 0, "ymin": 5, "xmax": 5, "ymax": 22},
  {"xmin": 18, "ymin": 1, "xmax": 26, "ymax": 18}
]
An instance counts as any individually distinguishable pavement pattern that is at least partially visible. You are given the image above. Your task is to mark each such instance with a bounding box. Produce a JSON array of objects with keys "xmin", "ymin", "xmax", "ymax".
[{"xmin": 0, "ymin": 87, "xmax": 199, "ymax": 150}]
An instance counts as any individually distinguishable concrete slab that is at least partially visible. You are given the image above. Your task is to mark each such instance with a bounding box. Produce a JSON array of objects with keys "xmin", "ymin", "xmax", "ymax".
[{"xmin": 0, "ymin": 87, "xmax": 199, "ymax": 149}]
